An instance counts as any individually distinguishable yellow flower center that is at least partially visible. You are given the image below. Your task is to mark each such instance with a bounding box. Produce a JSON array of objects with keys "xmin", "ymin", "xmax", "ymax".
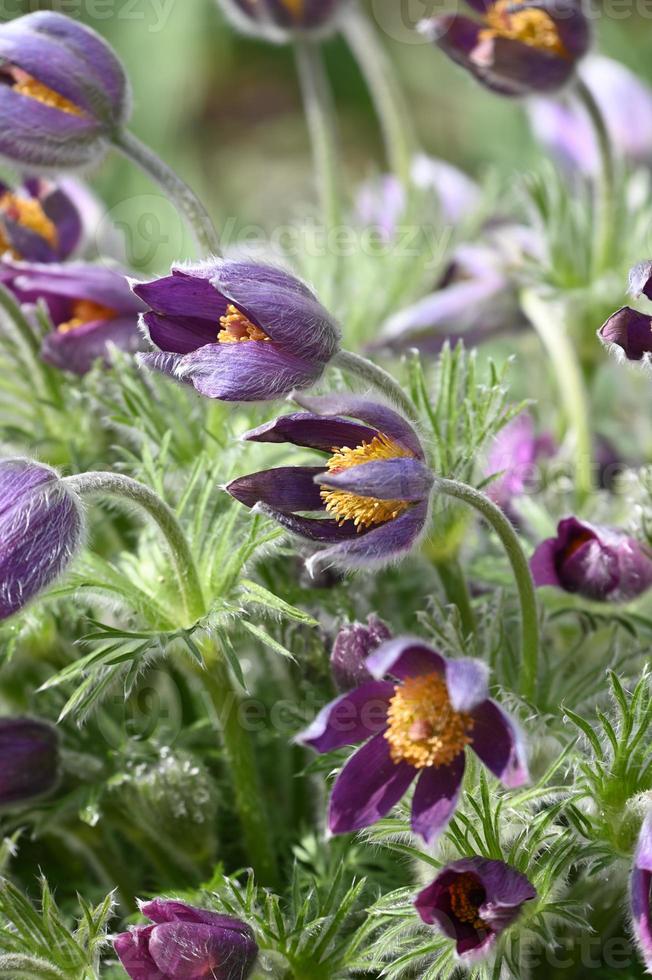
[
  {"xmin": 0, "ymin": 192, "xmax": 59, "ymax": 258},
  {"xmin": 218, "ymin": 304, "xmax": 271, "ymax": 343},
  {"xmin": 12, "ymin": 71, "xmax": 84, "ymax": 116},
  {"xmin": 280, "ymin": 0, "xmax": 305, "ymax": 17},
  {"xmin": 384, "ymin": 672, "xmax": 474, "ymax": 768},
  {"xmin": 57, "ymin": 299, "xmax": 117, "ymax": 334},
  {"xmin": 480, "ymin": 0, "xmax": 565, "ymax": 55},
  {"xmin": 448, "ymin": 873, "xmax": 487, "ymax": 930},
  {"xmin": 320, "ymin": 434, "xmax": 413, "ymax": 532}
]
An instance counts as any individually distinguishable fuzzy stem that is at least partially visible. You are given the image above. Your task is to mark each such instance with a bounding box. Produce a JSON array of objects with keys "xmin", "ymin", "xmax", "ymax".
[
  {"xmin": 574, "ymin": 78, "xmax": 617, "ymax": 275},
  {"xmin": 62, "ymin": 471, "xmax": 205, "ymax": 626},
  {"xmin": 111, "ymin": 128, "xmax": 221, "ymax": 256},
  {"xmin": 434, "ymin": 556, "xmax": 476, "ymax": 637},
  {"xmin": 0, "ymin": 284, "xmax": 62, "ymax": 408},
  {"xmin": 434, "ymin": 477, "xmax": 539, "ymax": 700},
  {"xmin": 333, "ymin": 348, "xmax": 418, "ymax": 418}
]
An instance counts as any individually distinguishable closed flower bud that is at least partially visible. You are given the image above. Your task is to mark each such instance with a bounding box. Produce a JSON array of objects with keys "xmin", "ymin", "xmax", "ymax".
[
  {"xmin": 0, "ymin": 718, "xmax": 59, "ymax": 805},
  {"xmin": 0, "ymin": 458, "xmax": 83, "ymax": 620},
  {"xmin": 216, "ymin": 0, "xmax": 344, "ymax": 44},
  {"xmin": 331, "ymin": 614, "xmax": 392, "ymax": 691},
  {"xmin": 0, "ymin": 12, "xmax": 130, "ymax": 170}
]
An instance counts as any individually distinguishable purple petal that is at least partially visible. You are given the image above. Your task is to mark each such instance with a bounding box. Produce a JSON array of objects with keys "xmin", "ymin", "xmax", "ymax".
[
  {"xmin": 296, "ymin": 681, "xmax": 395, "ymax": 752},
  {"xmin": 140, "ymin": 900, "xmax": 254, "ymax": 937},
  {"xmin": 6, "ymin": 259, "xmax": 142, "ymax": 315},
  {"xmin": 114, "ymin": 926, "xmax": 162, "ymax": 980},
  {"xmin": 629, "ymin": 261, "xmax": 652, "ymax": 301},
  {"xmin": 294, "ymin": 393, "xmax": 424, "ymax": 458},
  {"xmin": 41, "ymin": 184, "xmax": 83, "ymax": 260},
  {"xmin": 225, "ymin": 466, "xmax": 325, "ymax": 513},
  {"xmin": 470, "ymin": 699, "xmax": 529, "ymax": 788},
  {"xmin": 366, "ymin": 636, "xmax": 445, "ymax": 681},
  {"xmin": 411, "ymin": 753, "xmax": 465, "ymax": 843},
  {"xmin": 178, "ymin": 342, "xmax": 323, "ymax": 401},
  {"xmin": 328, "ymin": 731, "xmax": 415, "ymax": 834},
  {"xmin": 133, "ymin": 271, "xmax": 228, "ymax": 321},
  {"xmin": 530, "ymin": 537, "xmax": 562, "ymax": 588},
  {"xmin": 148, "ymin": 921, "xmax": 257, "ymax": 980},
  {"xmin": 331, "ymin": 615, "xmax": 392, "ymax": 691},
  {"xmin": 599, "ymin": 307, "xmax": 652, "ymax": 362},
  {"xmin": 316, "ymin": 457, "xmax": 433, "ymax": 501},
  {"xmin": 241, "ymin": 413, "xmax": 379, "ymax": 453},
  {"xmin": 411, "ymin": 153, "xmax": 481, "ymax": 225},
  {"xmin": 0, "ymin": 718, "xmax": 59, "ymax": 804},
  {"xmin": 445, "ymin": 658, "xmax": 489, "ymax": 713},
  {"xmin": 41, "ymin": 315, "xmax": 141, "ymax": 376},
  {"xmin": 632, "ymin": 812, "xmax": 652, "ymax": 972},
  {"xmin": 142, "ymin": 312, "xmax": 218, "ymax": 355},
  {"xmin": 255, "ymin": 505, "xmax": 359, "ymax": 542},
  {"xmin": 1, "ymin": 217, "xmax": 57, "ymax": 263}
]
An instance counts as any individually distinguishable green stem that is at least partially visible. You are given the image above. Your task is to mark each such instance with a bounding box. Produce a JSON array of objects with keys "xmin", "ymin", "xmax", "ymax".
[
  {"xmin": 0, "ymin": 284, "xmax": 62, "ymax": 408},
  {"xmin": 574, "ymin": 78, "xmax": 617, "ymax": 274},
  {"xmin": 193, "ymin": 640, "xmax": 280, "ymax": 888},
  {"xmin": 62, "ymin": 471, "xmax": 205, "ymax": 626},
  {"xmin": 333, "ymin": 348, "xmax": 418, "ymax": 419},
  {"xmin": 434, "ymin": 557, "xmax": 476, "ymax": 637},
  {"xmin": 111, "ymin": 128, "xmax": 221, "ymax": 256},
  {"xmin": 521, "ymin": 288, "xmax": 593, "ymax": 503},
  {"xmin": 341, "ymin": 4, "xmax": 416, "ymax": 184},
  {"xmin": 434, "ymin": 477, "xmax": 539, "ymax": 700}
]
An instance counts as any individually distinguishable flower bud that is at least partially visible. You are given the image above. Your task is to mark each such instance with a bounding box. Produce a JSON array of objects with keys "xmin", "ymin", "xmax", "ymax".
[
  {"xmin": 330, "ymin": 614, "xmax": 392, "ymax": 691},
  {"xmin": 0, "ymin": 718, "xmax": 59, "ymax": 805},
  {"xmin": 216, "ymin": 0, "xmax": 344, "ymax": 43}
]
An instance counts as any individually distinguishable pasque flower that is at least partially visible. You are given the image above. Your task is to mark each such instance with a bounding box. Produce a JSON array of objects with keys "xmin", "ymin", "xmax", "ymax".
[
  {"xmin": 419, "ymin": 0, "xmax": 589, "ymax": 97},
  {"xmin": 114, "ymin": 899, "xmax": 258, "ymax": 980},
  {"xmin": 331, "ymin": 614, "xmax": 392, "ymax": 691},
  {"xmin": 0, "ymin": 718, "xmax": 59, "ymax": 805},
  {"xmin": 226, "ymin": 394, "xmax": 432, "ymax": 571},
  {"xmin": 0, "ymin": 12, "xmax": 129, "ymax": 170},
  {"xmin": 530, "ymin": 517, "xmax": 652, "ymax": 602},
  {"xmin": 134, "ymin": 260, "xmax": 340, "ymax": 402},
  {"xmin": 485, "ymin": 413, "xmax": 556, "ymax": 519},
  {"xmin": 599, "ymin": 261, "xmax": 652, "ymax": 364},
  {"xmin": 631, "ymin": 810, "xmax": 652, "ymax": 973},
  {"xmin": 415, "ymin": 857, "xmax": 536, "ymax": 961},
  {"xmin": 216, "ymin": 0, "xmax": 343, "ymax": 43},
  {"xmin": 0, "ymin": 176, "xmax": 92, "ymax": 264},
  {"xmin": 298, "ymin": 637, "xmax": 528, "ymax": 842},
  {"xmin": 0, "ymin": 458, "xmax": 83, "ymax": 620}
]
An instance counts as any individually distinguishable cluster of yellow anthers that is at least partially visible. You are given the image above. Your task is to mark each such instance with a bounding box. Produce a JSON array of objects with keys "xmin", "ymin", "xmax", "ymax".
[
  {"xmin": 0, "ymin": 192, "xmax": 58, "ymax": 258},
  {"xmin": 481, "ymin": 0, "xmax": 566, "ymax": 55},
  {"xmin": 218, "ymin": 304, "xmax": 271, "ymax": 344},
  {"xmin": 58, "ymin": 300, "xmax": 116, "ymax": 335},
  {"xmin": 384, "ymin": 672, "xmax": 475, "ymax": 769},
  {"xmin": 320, "ymin": 433, "xmax": 413, "ymax": 531},
  {"xmin": 448, "ymin": 873, "xmax": 488, "ymax": 931},
  {"xmin": 13, "ymin": 71, "xmax": 83, "ymax": 115}
]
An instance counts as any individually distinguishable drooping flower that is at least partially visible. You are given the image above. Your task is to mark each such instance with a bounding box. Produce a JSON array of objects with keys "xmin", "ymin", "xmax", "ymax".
[
  {"xmin": 0, "ymin": 458, "xmax": 83, "ymax": 620},
  {"xmin": 134, "ymin": 260, "xmax": 340, "ymax": 402},
  {"xmin": 415, "ymin": 857, "xmax": 536, "ymax": 961},
  {"xmin": 226, "ymin": 394, "xmax": 432, "ymax": 572},
  {"xmin": 530, "ymin": 517, "xmax": 652, "ymax": 602},
  {"xmin": 485, "ymin": 413, "xmax": 556, "ymax": 519},
  {"xmin": 0, "ymin": 258, "xmax": 143, "ymax": 375},
  {"xmin": 631, "ymin": 810, "xmax": 652, "ymax": 973},
  {"xmin": 331, "ymin": 614, "xmax": 392, "ymax": 691},
  {"xmin": 0, "ymin": 718, "xmax": 59, "ymax": 805},
  {"xmin": 216, "ymin": 0, "xmax": 343, "ymax": 43},
  {"xmin": 114, "ymin": 899, "xmax": 258, "ymax": 980},
  {"xmin": 0, "ymin": 12, "xmax": 130, "ymax": 170},
  {"xmin": 419, "ymin": 0, "xmax": 589, "ymax": 97},
  {"xmin": 298, "ymin": 637, "xmax": 528, "ymax": 842},
  {"xmin": 599, "ymin": 261, "xmax": 652, "ymax": 364}
]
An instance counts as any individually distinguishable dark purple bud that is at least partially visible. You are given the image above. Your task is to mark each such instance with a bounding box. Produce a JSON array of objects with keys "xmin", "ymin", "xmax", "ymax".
[
  {"xmin": 599, "ymin": 306, "xmax": 652, "ymax": 363},
  {"xmin": 114, "ymin": 899, "xmax": 258, "ymax": 980},
  {"xmin": 0, "ymin": 458, "xmax": 83, "ymax": 619},
  {"xmin": 216, "ymin": 0, "xmax": 344, "ymax": 43},
  {"xmin": 531, "ymin": 517, "xmax": 652, "ymax": 602},
  {"xmin": 0, "ymin": 718, "xmax": 59, "ymax": 805},
  {"xmin": 415, "ymin": 857, "xmax": 536, "ymax": 961},
  {"xmin": 331, "ymin": 614, "xmax": 392, "ymax": 691},
  {"xmin": 631, "ymin": 810, "xmax": 652, "ymax": 973}
]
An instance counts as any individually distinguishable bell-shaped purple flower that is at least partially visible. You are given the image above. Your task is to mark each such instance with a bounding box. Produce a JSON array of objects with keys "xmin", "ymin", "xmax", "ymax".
[
  {"xmin": 599, "ymin": 261, "xmax": 652, "ymax": 364},
  {"xmin": 0, "ymin": 458, "xmax": 83, "ymax": 620},
  {"xmin": 631, "ymin": 810, "xmax": 652, "ymax": 973},
  {"xmin": 0, "ymin": 176, "xmax": 95, "ymax": 264},
  {"xmin": 485, "ymin": 413, "xmax": 556, "ymax": 519},
  {"xmin": 419, "ymin": 0, "xmax": 589, "ymax": 97},
  {"xmin": 0, "ymin": 12, "xmax": 129, "ymax": 170},
  {"xmin": 297, "ymin": 637, "xmax": 528, "ymax": 843},
  {"xmin": 331, "ymin": 614, "xmax": 392, "ymax": 691},
  {"xmin": 530, "ymin": 517, "xmax": 652, "ymax": 602},
  {"xmin": 415, "ymin": 857, "xmax": 536, "ymax": 961},
  {"xmin": 226, "ymin": 394, "xmax": 432, "ymax": 572},
  {"xmin": 0, "ymin": 717, "xmax": 59, "ymax": 805},
  {"xmin": 216, "ymin": 0, "xmax": 343, "ymax": 43},
  {"xmin": 134, "ymin": 260, "xmax": 340, "ymax": 402},
  {"xmin": 114, "ymin": 899, "xmax": 258, "ymax": 980}
]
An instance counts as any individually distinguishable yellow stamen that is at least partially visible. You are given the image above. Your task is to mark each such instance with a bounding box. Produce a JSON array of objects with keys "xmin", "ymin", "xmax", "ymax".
[
  {"xmin": 218, "ymin": 303, "xmax": 271, "ymax": 343},
  {"xmin": 57, "ymin": 299, "xmax": 116, "ymax": 335},
  {"xmin": 320, "ymin": 433, "xmax": 413, "ymax": 532},
  {"xmin": 384, "ymin": 672, "xmax": 473, "ymax": 768},
  {"xmin": 280, "ymin": 0, "xmax": 304, "ymax": 17},
  {"xmin": 480, "ymin": 0, "xmax": 565, "ymax": 55},
  {"xmin": 448, "ymin": 873, "xmax": 487, "ymax": 931},
  {"xmin": 0, "ymin": 192, "xmax": 58, "ymax": 258},
  {"xmin": 12, "ymin": 72, "xmax": 84, "ymax": 116}
]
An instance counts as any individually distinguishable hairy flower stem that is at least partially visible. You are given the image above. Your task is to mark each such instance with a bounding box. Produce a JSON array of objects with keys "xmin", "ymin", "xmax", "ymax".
[
  {"xmin": 574, "ymin": 78, "xmax": 617, "ymax": 275},
  {"xmin": 0, "ymin": 284, "xmax": 61, "ymax": 407},
  {"xmin": 333, "ymin": 348, "xmax": 418, "ymax": 419},
  {"xmin": 342, "ymin": 4, "xmax": 416, "ymax": 185},
  {"xmin": 62, "ymin": 471, "xmax": 205, "ymax": 626},
  {"xmin": 111, "ymin": 129, "xmax": 221, "ymax": 256},
  {"xmin": 434, "ymin": 556, "xmax": 476, "ymax": 637},
  {"xmin": 434, "ymin": 477, "xmax": 539, "ymax": 700}
]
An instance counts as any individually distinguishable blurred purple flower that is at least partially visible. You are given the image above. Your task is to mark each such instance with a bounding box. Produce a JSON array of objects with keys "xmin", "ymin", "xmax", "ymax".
[
  {"xmin": 0, "ymin": 176, "xmax": 94, "ymax": 264},
  {"xmin": 531, "ymin": 516, "xmax": 652, "ymax": 602},
  {"xmin": 298, "ymin": 637, "xmax": 527, "ymax": 842},
  {"xmin": 631, "ymin": 810, "xmax": 652, "ymax": 973},
  {"xmin": 599, "ymin": 261, "xmax": 652, "ymax": 364},
  {"xmin": 485, "ymin": 413, "xmax": 556, "ymax": 518},
  {"xmin": 331, "ymin": 614, "xmax": 392, "ymax": 691},
  {"xmin": 114, "ymin": 899, "xmax": 258, "ymax": 980},
  {"xmin": 415, "ymin": 857, "xmax": 536, "ymax": 961},
  {"xmin": 216, "ymin": 0, "xmax": 343, "ymax": 43},
  {"xmin": 0, "ymin": 718, "xmax": 59, "ymax": 805}
]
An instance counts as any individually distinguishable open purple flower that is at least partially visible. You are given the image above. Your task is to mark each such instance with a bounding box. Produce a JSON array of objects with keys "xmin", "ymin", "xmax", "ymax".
[
  {"xmin": 217, "ymin": 0, "xmax": 343, "ymax": 41},
  {"xmin": 1, "ymin": 258, "xmax": 143, "ymax": 375},
  {"xmin": 0, "ymin": 458, "xmax": 83, "ymax": 620},
  {"xmin": 485, "ymin": 413, "xmax": 556, "ymax": 519},
  {"xmin": 599, "ymin": 261, "xmax": 652, "ymax": 364},
  {"xmin": 298, "ymin": 637, "xmax": 528, "ymax": 842},
  {"xmin": 415, "ymin": 857, "xmax": 536, "ymax": 961},
  {"xmin": 419, "ymin": 0, "xmax": 589, "ymax": 97},
  {"xmin": 0, "ymin": 176, "xmax": 92, "ymax": 264},
  {"xmin": 0, "ymin": 12, "xmax": 129, "ymax": 170},
  {"xmin": 134, "ymin": 260, "xmax": 340, "ymax": 402},
  {"xmin": 226, "ymin": 394, "xmax": 432, "ymax": 572},
  {"xmin": 0, "ymin": 718, "xmax": 59, "ymax": 805},
  {"xmin": 114, "ymin": 899, "xmax": 258, "ymax": 980},
  {"xmin": 531, "ymin": 517, "xmax": 652, "ymax": 602},
  {"xmin": 631, "ymin": 810, "xmax": 652, "ymax": 973},
  {"xmin": 331, "ymin": 614, "xmax": 392, "ymax": 691}
]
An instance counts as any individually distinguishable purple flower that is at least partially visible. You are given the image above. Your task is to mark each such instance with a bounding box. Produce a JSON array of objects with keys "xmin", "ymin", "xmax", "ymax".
[
  {"xmin": 134, "ymin": 260, "xmax": 340, "ymax": 402},
  {"xmin": 485, "ymin": 413, "xmax": 556, "ymax": 518},
  {"xmin": 331, "ymin": 614, "xmax": 392, "ymax": 691},
  {"xmin": 530, "ymin": 517, "xmax": 652, "ymax": 602},
  {"xmin": 0, "ymin": 458, "xmax": 83, "ymax": 620},
  {"xmin": 599, "ymin": 261, "xmax": 652, "ymax": 364},
  {"xmin": 415, "ymin": 857, "xmax": 536, "ymax": 961},
  {"xmin": 298, "ymin": 638, "xmax": 528, "ymax": 842},
  {"xmin": 226, "ymin": 394, "xmax": 432, "ymax": 572},
  {"xmin": 631, "ymin": 810, "xmax": 652, "ymax": 973},
  {"xmin": 216, "ymin": 0, "xmax": 343, "ymax": 43},
  {"xmin": 0, "ymin": 12, "xmax": 129, "ymax": 170},
  {"xmin": 114, "ymin": 899, "xmax": 258, "ymax": 980},
  {"xmin": 0, "ymin": 718, "xmax": 59, "ymax": 805},
  {"xmin": 0, "ymin": 258, "xmax": 143, "ymax": 375},
  {"xmin": 419, "ymin": 0, "xmax": 589, "ymax": 97},
  {"xmin": 0, "ymin": 176, "xmax": 92, "ymax": 263}
]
